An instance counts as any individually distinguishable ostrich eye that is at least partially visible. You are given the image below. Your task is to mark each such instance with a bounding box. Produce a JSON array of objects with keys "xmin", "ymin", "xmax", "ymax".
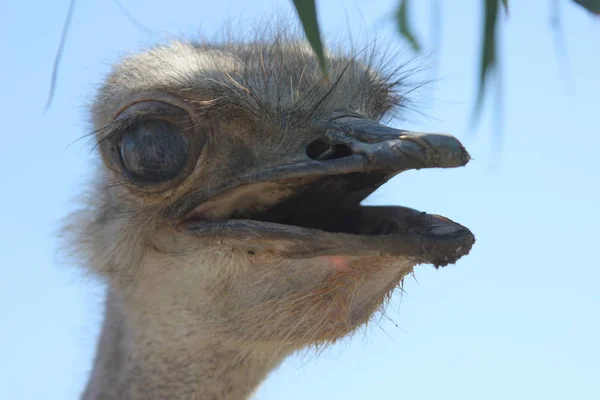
[{"xmin": 119, "ymin": 119, "xmax": 189, "ymax": 183}]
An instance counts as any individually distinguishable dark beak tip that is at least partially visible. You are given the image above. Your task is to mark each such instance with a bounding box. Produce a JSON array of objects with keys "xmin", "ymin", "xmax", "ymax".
[{"xmin": 417, "ymin": 132, "xmax": 471, "ymax": 168}]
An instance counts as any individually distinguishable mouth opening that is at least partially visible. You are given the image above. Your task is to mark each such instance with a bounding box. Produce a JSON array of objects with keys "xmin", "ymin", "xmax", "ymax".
[
  {"xmin": 230, "ymin": 172, "xmax": 401, "ymax": 235},
  {"xmin": 184, "ymin": 171, "xmax": 470, "ymax": 240}
]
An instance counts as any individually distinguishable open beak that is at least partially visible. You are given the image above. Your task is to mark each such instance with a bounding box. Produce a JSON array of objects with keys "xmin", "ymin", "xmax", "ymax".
[{"xmin": 176, "ymin": 117, "xmax": 475, "ymax": 267}]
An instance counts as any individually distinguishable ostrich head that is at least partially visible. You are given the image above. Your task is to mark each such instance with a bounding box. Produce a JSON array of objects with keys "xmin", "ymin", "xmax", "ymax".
[{"xmin": 68, "ymin": 27, "xmax": 475, "ymax": 400}]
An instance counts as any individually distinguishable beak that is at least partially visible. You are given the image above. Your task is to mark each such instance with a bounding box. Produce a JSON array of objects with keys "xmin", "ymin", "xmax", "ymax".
[{"xmin": 176, "ymin": 116, "xmax": 474, "ymax": 264}]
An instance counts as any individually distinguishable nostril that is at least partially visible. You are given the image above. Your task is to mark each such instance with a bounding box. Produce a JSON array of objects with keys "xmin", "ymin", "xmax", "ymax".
[
  {"xmin": 306, "ymin": 139, "xmax": 353, "ymax": 161},
  {"xmin": 329, "ymin": 144, "xmax": 353, "ymax": 159},
  {"xmin": 306, "ymin": 139, "xmax": 330, "ymax": 160}
]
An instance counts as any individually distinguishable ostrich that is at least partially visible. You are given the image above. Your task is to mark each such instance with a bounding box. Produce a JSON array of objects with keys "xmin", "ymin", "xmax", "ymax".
[{"xmin": 65, "ymin": 26, "xmax": 475, "ymax": 400}]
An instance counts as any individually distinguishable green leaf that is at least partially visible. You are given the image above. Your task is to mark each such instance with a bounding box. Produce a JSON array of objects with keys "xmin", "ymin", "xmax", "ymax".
[
  {"xmin": 292, "ymin": 0, "xmax": 328, "ymax": 76},
  {"xmin": 471, "ymin": 0, "xmax": 501, "ymax": 124},
  {"xmin": 572, "ymin": 0, "xmax": 600, "ymax": 14},
  {"xmin": 395, "ymin": 0, "xmax": 421, "ymax": 52}
]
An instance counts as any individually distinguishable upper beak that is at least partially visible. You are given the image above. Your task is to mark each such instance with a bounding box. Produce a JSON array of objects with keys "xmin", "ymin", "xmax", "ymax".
[
  {"xmin": 170, "ymin": 117, "xmax": 470, "ymax": 220},
  {"xmin": 312, "ymin": 116, "xmax": 470, "ymax": 173}
]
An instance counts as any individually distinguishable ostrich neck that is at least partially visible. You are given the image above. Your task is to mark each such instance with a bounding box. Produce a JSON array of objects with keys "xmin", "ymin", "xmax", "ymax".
[{"xmin": 82, "ymin": 288, "xmax": 287, "ymax": 400}]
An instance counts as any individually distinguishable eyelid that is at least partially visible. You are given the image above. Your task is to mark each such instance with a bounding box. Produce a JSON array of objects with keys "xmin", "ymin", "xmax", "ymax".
[
  {"xmin": 100, "ymin": 103, "xmax": 188, "ymax": 145},
  {"xmin": 115, "ymin": 104, "xmax": 184, "ymax": 125},
  {"xmin": 109, "ymin": 92, "xmax": 197, "ymax": 120}
]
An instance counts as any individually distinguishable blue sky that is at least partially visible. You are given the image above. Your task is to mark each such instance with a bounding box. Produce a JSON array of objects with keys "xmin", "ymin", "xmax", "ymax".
[{"xmin": 1, "ymin": 1, "xmax": 598, "ymax": 399}]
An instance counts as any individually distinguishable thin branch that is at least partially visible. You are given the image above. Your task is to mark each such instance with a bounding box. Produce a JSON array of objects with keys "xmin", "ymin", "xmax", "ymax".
[
  {"xmin": 45, "ymin": 0, "xmax": 77, "ymax": 111},
  {"xmin": 111, "ymin": 0, "xmax": 156, "ymax": 34}
]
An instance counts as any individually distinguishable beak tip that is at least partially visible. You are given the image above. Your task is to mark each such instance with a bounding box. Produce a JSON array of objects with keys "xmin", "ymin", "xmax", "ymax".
[{"xmin": 407, "ymin": 132, "xmax": 471, "ymax": 168}]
